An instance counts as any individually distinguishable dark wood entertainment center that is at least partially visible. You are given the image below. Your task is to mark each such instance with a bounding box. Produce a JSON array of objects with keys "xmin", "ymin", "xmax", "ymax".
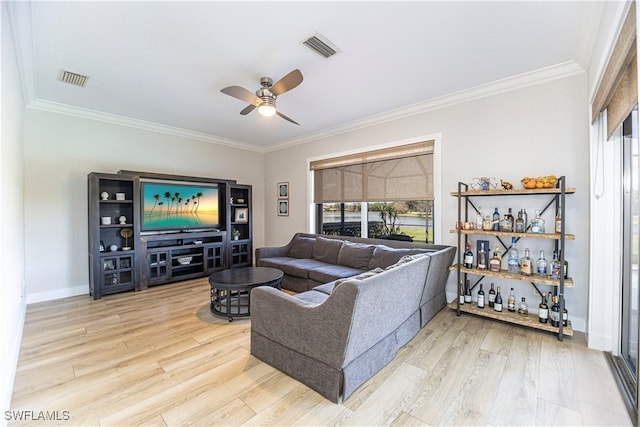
[{"xmin": 88, "ymin": 170, "xmax": 252, "ymax": 299}]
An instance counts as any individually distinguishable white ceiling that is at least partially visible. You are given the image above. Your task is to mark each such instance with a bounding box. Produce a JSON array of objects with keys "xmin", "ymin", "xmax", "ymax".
[{"xmin": 12, "ymin": 1, "xmax": 603, "ymax": 149}]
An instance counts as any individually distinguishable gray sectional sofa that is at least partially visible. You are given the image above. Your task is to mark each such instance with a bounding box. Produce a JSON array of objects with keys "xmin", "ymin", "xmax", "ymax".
[{"xmin": 250, "ymin": 233, "xmax": 456, "ymax": 402}]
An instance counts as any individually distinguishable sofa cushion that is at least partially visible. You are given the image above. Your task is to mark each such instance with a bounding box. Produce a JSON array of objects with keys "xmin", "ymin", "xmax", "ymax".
[
  {"xmin": 337, "ymin": 241, "xmax": 376, "ymax": 270},
  {"xmin": 309, "ymin": 264, "xmax": 366, "ymax": 284},
  {"xmin": 312, "ymin": 237, "xmax": 344, "ymax": 264},
  {"xmin": 256, "ymin": 256, "xmax": 299, "ymax": 269},
  {"xmin": 369, "ymin": 246, "xmax": 429, "ymax": 269},
  {"xmin": 280, "ymin": 259, "xmax": 332, "ymax": 278},
  {"xmin": 312, "ymin": 281, "xmax": 338, "ymax": 295},
  {"xmin": 287, "ymin": 237, "xmax": 315, "ymax": 259},
  {"xmin": 294, "ymin": 290, "xmax": 330, "ymax": 305}
]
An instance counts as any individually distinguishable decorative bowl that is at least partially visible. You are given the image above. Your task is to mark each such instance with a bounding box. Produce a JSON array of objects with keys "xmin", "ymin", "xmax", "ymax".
[{"xmin": 177, "ymin": 256, "xmax": 193, "ymax": 265}]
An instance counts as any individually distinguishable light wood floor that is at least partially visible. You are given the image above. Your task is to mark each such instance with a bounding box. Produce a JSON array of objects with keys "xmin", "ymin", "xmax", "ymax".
[{"xmin": 10, "ymin": 278, "xmax": 632, "ymax": 426}]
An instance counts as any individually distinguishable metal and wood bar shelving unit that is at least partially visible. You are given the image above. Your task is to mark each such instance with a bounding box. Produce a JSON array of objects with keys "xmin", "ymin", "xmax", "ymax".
[{"xmin": 449, "ymin": 176, "xmax": 575, "ymax": 340}]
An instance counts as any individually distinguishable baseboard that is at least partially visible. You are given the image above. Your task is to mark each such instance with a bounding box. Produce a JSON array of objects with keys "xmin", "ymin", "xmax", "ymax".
[{"xmin": 26, "ymin": 285, "xmax": 88, "ymax": 304}]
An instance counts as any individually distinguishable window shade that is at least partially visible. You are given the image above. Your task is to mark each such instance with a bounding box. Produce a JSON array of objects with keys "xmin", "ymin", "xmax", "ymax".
[
  {"xmin": 311, "ymin": 141, "xmax": 434, "ymax": 203},
  {"xmin": 591, "ymin": 2, "xmax": 637, "ymax": 139}
]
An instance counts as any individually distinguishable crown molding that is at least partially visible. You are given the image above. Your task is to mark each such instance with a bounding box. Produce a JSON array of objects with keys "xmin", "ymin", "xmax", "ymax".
[
  {"xmin": 24, "ymin": 60, "xmax": 584, "ymax": 155},
  {"xmin": 27, "ymin": 99, "xmax": 263, "ymax": 153},
  {"xmin": 264, "ymin": 61, "xmax": 585, "ymax": 153}
]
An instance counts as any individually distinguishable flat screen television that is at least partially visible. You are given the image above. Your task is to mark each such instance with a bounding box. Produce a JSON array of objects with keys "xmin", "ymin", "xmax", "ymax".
[{"xmin": 141, "ymin": 180, "xmax": 220, "ymax": 233}]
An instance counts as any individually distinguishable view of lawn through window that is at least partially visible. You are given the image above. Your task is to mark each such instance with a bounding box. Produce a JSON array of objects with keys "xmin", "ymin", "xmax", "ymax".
[{"xmin": 319, "ymin": 201, "xmax": 434, "ymax": 243}]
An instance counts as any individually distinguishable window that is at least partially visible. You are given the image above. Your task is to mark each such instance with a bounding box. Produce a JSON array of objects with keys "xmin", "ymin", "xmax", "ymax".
[{"xmin": 311, "ymin": 141, "xmax": 435, "ymax": 243}]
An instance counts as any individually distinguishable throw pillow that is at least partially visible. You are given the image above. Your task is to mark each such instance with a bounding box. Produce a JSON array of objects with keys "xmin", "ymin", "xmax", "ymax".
[
  {"xmin": 337, "ymin": 240, "xmax": 376, "ymax": 269},
  {"xmin": 312, "ymin": 236, "xmax": 344, "ymax": 264},
  {"xmin": 287, "ymin": 237, "xmax": 315, "ymax": 259}
]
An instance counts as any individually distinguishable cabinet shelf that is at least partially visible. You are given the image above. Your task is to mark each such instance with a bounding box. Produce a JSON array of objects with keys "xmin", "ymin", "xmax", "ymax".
[
  {"xmin": 449, "ymin": 187, "xmax": 576, "ymax": 197},
  {"xmin": 449, "ymin": 264, "xmax": 573, "ymax": 287},
  {"xmin": 449, "ymin": 229, "xmax": 575, "ymax": 241},
  {"xmin": 448, "ymin": 302, "xmax": 573, "ymax": 336},
  {"xmin": 100, "ymin": 200, "xmax": 133, "ymax": 204}
]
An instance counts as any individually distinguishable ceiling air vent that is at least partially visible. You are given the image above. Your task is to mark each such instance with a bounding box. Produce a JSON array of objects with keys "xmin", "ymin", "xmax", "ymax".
[
  {"xmin": 59, "ymin": 70, "xmax": 89, "ymax": 87},
  {"xmin": 302, "ymin": 33, "xmax": 340, "ymax": 58}
]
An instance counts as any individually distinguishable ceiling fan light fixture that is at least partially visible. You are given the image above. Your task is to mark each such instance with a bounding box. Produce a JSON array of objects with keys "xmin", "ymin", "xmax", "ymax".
[{"xmin": 258, "ymin": 104, "xmax": 276, "ymax": 117}]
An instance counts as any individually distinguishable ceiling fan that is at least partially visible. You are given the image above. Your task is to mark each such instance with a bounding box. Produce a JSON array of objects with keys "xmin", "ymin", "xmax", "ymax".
[{"xmin": 220, "ymin": 69, "xmax": 303, "ymax": 125}]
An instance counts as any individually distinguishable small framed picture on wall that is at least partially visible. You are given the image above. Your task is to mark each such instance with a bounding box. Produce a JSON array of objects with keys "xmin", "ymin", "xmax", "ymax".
[
  {"xmin": 278, "ymin": 200, "xmax": 289, "ymax": 216},
  {"xmin": 277, "ymin": 182, "xmax": 289, "ymax": 199}
]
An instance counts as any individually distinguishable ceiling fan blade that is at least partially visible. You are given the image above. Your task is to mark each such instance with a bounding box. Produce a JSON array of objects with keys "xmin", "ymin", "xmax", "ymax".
[
  {"xmin": 220, "ymin": 86, "xmax": 260, "ymax": 105},
  {"xmin": 240, "ymin": 104, "xmax": 257, "ymax": 115},
  {"xmin": 270, "ymin": 69, "xmax": 303, "ymax": 96},
  {"xmin": 276, "ymin": 110, "xmax": 300, "ymax": 126}
]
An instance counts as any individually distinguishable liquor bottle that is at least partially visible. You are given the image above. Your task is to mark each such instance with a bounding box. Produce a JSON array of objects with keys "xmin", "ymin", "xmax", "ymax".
[
  {"xmin": 483, "ymin": 214, "xmax": 493, "ymax": 231},
  {"xmin": 555, "ymin": 209, "xmax": 562, "ymax": 234},
  {"xmin": 536, "ymin": 250, "xmax": 547, "ymax": 276},
  {"xmin": 463, "ymin": 242, "xmax": 474, "ymax": 269},
  {"xmin": 476, "ymin": 207, "xmax": 484, "ymax": 230},
  {"xmin": 492, "ymin": 207, "xmax": 500, "ymax": 231},
  {"xmin": 494, "ymin": 246, "xmax": 502, "ymax": 261},
  {"xmin": 549, "ymin": 250, "xmax": 561, "ymax": 280},
  {"xmin": 477, "ymin": 283, "xmax": 485, "ymax": 309},
  {"xmin": 506, "ymin": 208, "xmax": 514, "ymax": 230},
  {"xmin": 464, "ymin": 280, "xmax": 472, "ymax": 303},
  {"xmin": 494, "ymin": 286, "xmax": 503, "ymax": 312},
  {"xmin": 499, "ymin": 215, "xmax": 513, "ymax": 232},
  {"xmin": 522, "ymin": 208, "xmax": 528, "ymax": 230},
  {"xmin": 520, "ymin": 248, "xmax": 533, "ymax": 276},
  {"xmin": 507, "ymin": 288, "xmax": 516, "ymax": 312},
  {"xmin": 488, "ymin": 283, "xmax": 496, "ymax": 308},
  {"xmin": 477, "ymin": 243, "xmax": 487, "ymax": 270},
  {"xmin": 508, "ymin": 237, "xmax": 520, "ymax": 274},
  {"xmin": 559, "ymin": 249, "xmax": 569, "ymax": 279},
  {"xmin": 459, "ymin": 280, "xmax": 465, "ymax": 305},
  {"xmin": 489, "ymin": 249, "xmax": 501, "ymax": 272},
  {"xmin": 518, "ymin": 297, "xmax": 529, "ymax": 316},
  {"xmin": 550, "ymin": 295, "xmax": 560, "ymax": 327},
  {"xmin": 538, "ymin": 292, "xmax": 549, "ymax": 324},
  {"xmin": 562, "ymin": 300, "xmax": 568, "ymax": 326},
  {"xmin": 530, "ymin": 209, "xmax": 545, "ymax": 233},
  {"xmin": 515, "ymin": 210, "xmax": 525, "ymax": 233}
]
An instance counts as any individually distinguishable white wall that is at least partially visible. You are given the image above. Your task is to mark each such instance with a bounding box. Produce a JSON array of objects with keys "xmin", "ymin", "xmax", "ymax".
[
  {"xmin": 23, "ymin": 109, "xmax": 265, "ymax": 302},
  {"xmin": 264, "ymin": 73, "xmax": 590, "ymax": 332},
  {"xmin": 1, "ymin": 1, "xmax": 27, "ymax": 419}
]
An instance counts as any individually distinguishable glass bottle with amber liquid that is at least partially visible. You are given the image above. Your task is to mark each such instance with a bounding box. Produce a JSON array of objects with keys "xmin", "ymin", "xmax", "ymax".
[
  {"xmin": 520, "ymin": 248, "xmax": 533, "ymax": 276},
  {"xmin": 489, "ymin": 249, "xmax": 501, "ymax": 272},
  {"xmin": 538, "ymin": 292, "xmax": 549, "ymax": 324}
]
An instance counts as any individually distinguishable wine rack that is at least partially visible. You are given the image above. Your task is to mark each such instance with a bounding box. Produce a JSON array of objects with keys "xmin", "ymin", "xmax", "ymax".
[{"xmin": 450, "ymin": 177, "xmax": 574, "ymax": 340}]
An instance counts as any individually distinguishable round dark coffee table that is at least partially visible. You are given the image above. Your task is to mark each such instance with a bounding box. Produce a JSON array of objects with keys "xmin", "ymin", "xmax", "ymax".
[{"xmin": 209, "ymin": 267, "xmax": 283, "ymax": 321}]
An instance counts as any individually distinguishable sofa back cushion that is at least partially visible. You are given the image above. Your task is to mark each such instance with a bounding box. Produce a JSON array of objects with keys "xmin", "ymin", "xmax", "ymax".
[
  {"xmin": 312, "ymin": 237, "xmax": 344, "ymax": 264},
  {"xmin": 287, "ymin": 236, "xmax": 315, "ymax": 259},
  {"xmin": 368, "ymin": 246, "xmax": 430, "ymax": 269},
  {"xmin": 337, "ymin": 241, "xmax": 376, "ymax": 269}
]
